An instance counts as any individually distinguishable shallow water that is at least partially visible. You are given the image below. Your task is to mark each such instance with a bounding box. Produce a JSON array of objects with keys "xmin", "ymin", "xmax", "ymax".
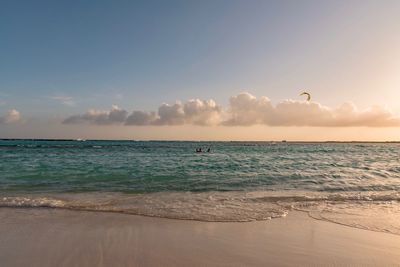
[{"xmin": 1, "ymin": 140, "xmax": 400, "ymax": 234}]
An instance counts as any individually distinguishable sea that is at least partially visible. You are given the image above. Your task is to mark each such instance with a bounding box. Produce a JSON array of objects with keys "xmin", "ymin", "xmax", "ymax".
[{"xmin": 1, "ymin": 139, "xmax": 399, "ymax": 234}]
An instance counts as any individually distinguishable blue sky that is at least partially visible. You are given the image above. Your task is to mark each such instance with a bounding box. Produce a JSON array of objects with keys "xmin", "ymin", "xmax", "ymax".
[{"xmin": 1, "ymin": 0, "xmax": 400, "ymax": 140}]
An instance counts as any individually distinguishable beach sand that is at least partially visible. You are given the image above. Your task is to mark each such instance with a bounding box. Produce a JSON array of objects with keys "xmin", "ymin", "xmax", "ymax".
[{"xmin": 1, "ymin": 208, "xmax": 400, "ymax": 267}]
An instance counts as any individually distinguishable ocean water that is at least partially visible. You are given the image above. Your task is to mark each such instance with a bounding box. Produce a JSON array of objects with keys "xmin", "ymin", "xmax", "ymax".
[{"xmin": 1, "ymin": 140, "xmax": 400, "ymax": 234}]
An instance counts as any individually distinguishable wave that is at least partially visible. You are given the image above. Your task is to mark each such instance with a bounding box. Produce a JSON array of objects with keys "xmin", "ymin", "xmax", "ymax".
[{"xmin": 1, "ymin": 190, "xmax": 400, "ymax": 235}]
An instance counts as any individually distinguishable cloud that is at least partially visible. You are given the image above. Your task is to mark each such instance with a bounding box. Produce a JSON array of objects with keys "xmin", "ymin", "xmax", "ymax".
[
  {"xmin": 224, "ymin": 93, "xmax": 400, "ymax": 127},
  {"xmin": 328, "ymin": 103, "xmax": 400, "ymax": 127},
  {"xmin": 49, "ymin": 96, "xmax": 75, "ymax": 106},
  {"xmin": 62, "ymin": 93, "xmax": 400, "ymax": 127},
  {"xmin": 0, "ymin": 109, "xmax": 21, "ymax": 124},
  {"xmin": 223, "ymin": 93, "xmax": 273, "ymax": 126},
  {"xmin": 65, "ymin": 99, "xmax": 223, "ymax": 126},
  {"xmin": 115, "ymin": 93, "xmax": 123, "ymax": 100},
  {"xmin": 182, "ymin": 99, "xmax": 222, "ymax": 126},
  {"xmin": 63, "ymin": 105, "xmax": 128, "ymax": 125},
  {"xmin": 125, "ymin": 111, "xmax": 158, "ymax": 125},
  {"xmin": 151, "ymin": 99, "xmax": 222, "ymax": 126}
]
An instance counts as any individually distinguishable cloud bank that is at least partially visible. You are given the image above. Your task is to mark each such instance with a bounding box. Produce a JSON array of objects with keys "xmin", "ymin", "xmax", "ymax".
[
  {"xmin": 0, "ymin": 109, "xmax": 21, "ymax": 124},
  {"xmin": 224, "ymin": 93, "xmax": 400, "ymax": 127},
  {"xmin": 63, "ymin": 100, "xmax": 222, "ymax": 126},
  {"xmin": 62, "ymin": 105, "xmax": 128, "ymax": 125},
  {"xmin": 62, "ymin": 93, "xmax": 400, "ymax": 127}
]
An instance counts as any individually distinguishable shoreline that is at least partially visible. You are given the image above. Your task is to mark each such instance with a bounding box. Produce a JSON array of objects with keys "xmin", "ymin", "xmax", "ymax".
[{"xmin": 1, "ymin": 208, "xmax": 400, "ymax": 266}]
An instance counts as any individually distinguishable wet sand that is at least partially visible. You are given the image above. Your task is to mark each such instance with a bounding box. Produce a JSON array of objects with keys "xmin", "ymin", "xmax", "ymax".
[{"xmin": 1, "ymin": 208, "xmax": 400, "ymax": 267}]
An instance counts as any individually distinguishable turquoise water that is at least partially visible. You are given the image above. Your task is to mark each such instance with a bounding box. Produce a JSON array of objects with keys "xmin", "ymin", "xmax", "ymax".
[
  {"xmin": 1, "ymin": 140, "xmax": 400, "ymax": 193},
  {"xmin": 1, "ymin": 140, "xmax": 400, "ymax": 233}
]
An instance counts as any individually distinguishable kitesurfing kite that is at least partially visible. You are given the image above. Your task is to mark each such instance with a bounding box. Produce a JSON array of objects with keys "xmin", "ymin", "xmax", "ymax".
[{"xmin": 300, "ymin": 91, "xmax": 311, "ymax": 101}]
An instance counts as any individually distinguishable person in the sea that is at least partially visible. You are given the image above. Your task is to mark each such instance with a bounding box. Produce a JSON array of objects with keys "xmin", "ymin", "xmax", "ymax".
[
  {"xmin": 196, "ymin": 148, "xmax": 202, "ymax": 153},
  {"xmin": 206, "ymin": 147, "xmax": 211, "ymax": 152}
]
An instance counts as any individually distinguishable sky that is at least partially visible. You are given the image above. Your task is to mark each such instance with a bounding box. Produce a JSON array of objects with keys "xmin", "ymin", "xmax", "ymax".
[{"xmin": 1, "ymin": 0, "xmax": 400, "ymax": 140}]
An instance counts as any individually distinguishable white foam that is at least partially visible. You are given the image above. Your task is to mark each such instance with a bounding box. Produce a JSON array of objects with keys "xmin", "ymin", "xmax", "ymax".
[{"xmin": 1, "ymin": 191, "xmax": 399, "ymax": 234}]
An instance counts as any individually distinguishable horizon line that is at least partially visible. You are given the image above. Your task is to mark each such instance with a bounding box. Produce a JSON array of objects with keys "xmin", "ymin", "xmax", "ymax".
[{"xmin": 1, "ymin": 138, "xmax": 400, "ymax": 143}]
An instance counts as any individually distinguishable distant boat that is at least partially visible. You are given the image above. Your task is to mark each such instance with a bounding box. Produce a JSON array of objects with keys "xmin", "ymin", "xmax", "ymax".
[{"xmin": 76, "ymin": 138, "xmax": 86, "ymax": 142}]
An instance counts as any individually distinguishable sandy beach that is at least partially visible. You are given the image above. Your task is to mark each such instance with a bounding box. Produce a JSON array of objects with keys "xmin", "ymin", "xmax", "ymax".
[{"xmin": 1, "ymin": 208, "xmax": 400, "ymax": 267}]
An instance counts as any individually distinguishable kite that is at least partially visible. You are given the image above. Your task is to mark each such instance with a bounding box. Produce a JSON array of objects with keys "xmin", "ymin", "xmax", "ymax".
[{"xmin": 300, "ymin": 91, "xmax": 311, "ymax": 101}]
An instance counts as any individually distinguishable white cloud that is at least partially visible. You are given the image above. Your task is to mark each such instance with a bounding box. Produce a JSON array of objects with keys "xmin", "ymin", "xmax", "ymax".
[
  {"xmin": 183, "ymin": 99, "xmax": 222, "ymax": 126},
  {"xmin": 125, "ymin": 111, "xmax": 158, "ymax": 125},
  {"xmin": 49, "ymin": 96, "xmax": 75, "ymax": 106},
  {"xmin": 0, "ymin": 109, "xmax": 21, "ymax": 124},
  {"xmin": 151, "ymin": 99, "xmax": 222, "ymax": 126},
  {"xmin": 63, "ymin": 105, "xmax": 128, "ymax": 125},
  {"xmin": 65, "ymin": 99, "xmax": 223, "ymax": 126},
  {"xmin": 224, "ymin": 93, "xmax": 400, "ymax": 127},
  {"xmin": 223, "ymin": 93, "xmax": 273, "ymax": 126},
  {"xmin": 62, "ymin": 93, "xmax": 400, "ymax": 127},
  {"xmin": 156, "ymin": 102, "xmax": 186, "ymax": 125}
]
